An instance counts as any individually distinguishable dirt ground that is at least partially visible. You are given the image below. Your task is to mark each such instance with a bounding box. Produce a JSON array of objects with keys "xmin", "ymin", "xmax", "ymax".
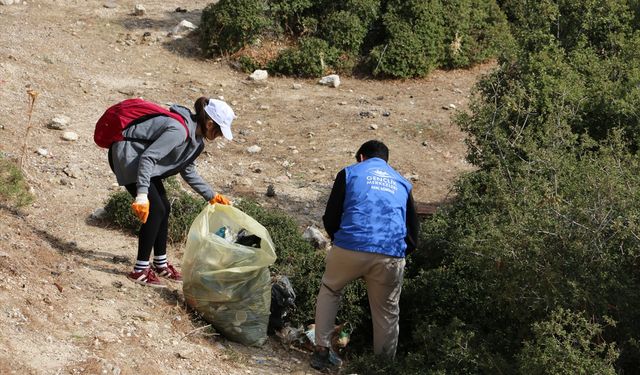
[{"xmin": 0, "ymin": 1, "xmax": 492, "ymax": 374}]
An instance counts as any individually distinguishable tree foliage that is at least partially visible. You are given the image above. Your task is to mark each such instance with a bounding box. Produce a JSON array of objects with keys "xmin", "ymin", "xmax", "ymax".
[
  {"xmin": 199, "ymin": 0, "xmax": 512, "ymax": 78},
  {"xmin": 347, "ymin": 1, "xmax": 640, "ymax": 373}
]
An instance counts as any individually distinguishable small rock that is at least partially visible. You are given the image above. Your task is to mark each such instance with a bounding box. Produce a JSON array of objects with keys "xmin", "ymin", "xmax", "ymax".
[
  {"xmin": 103, "ymin": 1, "xmax": 117, "ymax": 9},
  {"xmin": 266, "ymin": 185, "xmax": 276, "ymax": 197},
  {"xmin": 0, "ymin": 251, "xmax": 8, "ymax": 257},
  {"xmin": 303, "ymin": 226, "xmax": 330, "ymax": 249},
  {"xmin": 47, "ymin": 115, "xmax": 71, "ymax": 130},
  {"xmin": 259, "ymin": 104, "xmax": 270, "ymax": 111},
  {"xmin": 247, "ymin": 145, "xmax": 262, "ymax": 154},
  {"xmin": 36, "ymin": 148, "xmax": 49, "ymax": 156},
  {"xmin": 405, "ymin": 174, "xmax": 420, "ymax": 182},
  {"xmin": 318, "ymin": 74, "xmax": 340, "ymax": 88},
  {"xmin": 171, "ymin": 20, "xmax": 196, "ymax": 35},
  {"xmin": 382, "ymin": 111, "xmax": 391, "ymax": 117},
  {"xmin": 422, "ymin": 141, "xmax": 429, "ymax": 147},
  {"xmin": 175, "ymin": 7, "xmax": 187, "ymax": 13},
  {"xmin": 443, "ymin": 103, "xmax": 457, "ymax": 110},
  {"xmin": 292, "ymin": 83, "xmax": 302, "ymax": 90},
  {"xmin": 249, "ymin": 69, "xmax": 268, "ymax": 81},
  {"xmin": 133, "ymin": 4, "xmax": 145, "ymax": 16},
  {"xmin": 338, "ymin": 101, "xmax": 347, "ymax": 105},
  {"xmin": 369, "ymin": 124, "xmax": 379, "ymax": 130},
  {"xmin": 91, "ymin": 207, "xmax": 108, "ymax": 220},
  {"xmin": 0, "ymin": 0, "xmax": 15, "ymax": 5},
  {"xmin": 63, "ymin": 165, "xmax": 82, "ymax": 179},
  {"xmin": 62, "ymin": 131, "xmax": 78, "ymax": 141}
]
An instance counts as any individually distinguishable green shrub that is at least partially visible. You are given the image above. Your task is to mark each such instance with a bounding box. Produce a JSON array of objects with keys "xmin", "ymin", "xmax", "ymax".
[
  {"xmin": 499, "ymin": 0, "xmax": 635, "ymax": 55},
  {"xmin": 103, "ymin": 179, "xmax": 207, "ymax": 244},
  {"xmin": 268, "ymin": 37, "xmax": 339, "ymax": 77},
  {"xmin": 0, "ymin": 156, "xmax": 33, "ymax": 208},
  {"xmin": 104, "ymin": 190, "xmax": 138, "ymax": 232},
  {"xmin": 268, "ymin": 0, "xmax": 315, "ymax": 35},
  {"xmin": 321, "ymin": 11, "xmax": 367, "ymax": 53},
  {"xmin": 518, "ymin": 309, "xmax": 618, "ymax": 374},
  {"xmin": 344, "ymin": 0, "xmax": 381, "ymax": 27},
  {"xmin": 237, "ymin": 55, "xmax": 262, "ymax": 73},
  {"xmin": 199, "ymin": 0, "xmax": 270, "ymax": 56},
  {"xmin": 440, "ymin": 0, "xmax": 514, "ymax": 69},
  {"xmin": 368, "ymin": 0, "xmax": 444, "ymax": 78}
]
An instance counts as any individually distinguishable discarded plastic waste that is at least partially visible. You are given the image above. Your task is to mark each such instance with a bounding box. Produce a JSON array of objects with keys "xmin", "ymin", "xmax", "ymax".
[
  {"xmin": 215, "ymin": 227, "xmax": 262, "ymax": 248},
  {"xmin": 183, "ymin": 204, "xmax": 277, "ymax": 347},
  {"xmin": 269, "ymin": 275, "xmax": 296, "ymax": 334},
  {"xmin": 236, "ymin": 229, "xmax": 262, "ymax": 248}
]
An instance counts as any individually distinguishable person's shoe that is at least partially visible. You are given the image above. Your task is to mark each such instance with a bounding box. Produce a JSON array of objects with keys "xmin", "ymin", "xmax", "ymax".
[
  {"xmin": 127, "ymin": 267, "xmax": 166, "ymax": 288},
  {"xmin": 310, "ymin": 346, "xmax": 335, "ymax": 372},
  {"xmin": 153, "ymin": 263, "xmax": 182, "ymax": 282}
]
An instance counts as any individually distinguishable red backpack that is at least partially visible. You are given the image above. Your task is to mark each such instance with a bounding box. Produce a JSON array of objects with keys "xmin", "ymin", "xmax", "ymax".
[{"xmin": 94, "ymin": 98, "xmax": 188, "ymax": 148}]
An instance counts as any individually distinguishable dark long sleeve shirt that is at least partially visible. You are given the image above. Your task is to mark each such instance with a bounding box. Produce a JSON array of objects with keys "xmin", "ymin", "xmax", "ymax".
[{"xmin": 322, "ymin": 169, "xmax": 419, "ymax": 255}]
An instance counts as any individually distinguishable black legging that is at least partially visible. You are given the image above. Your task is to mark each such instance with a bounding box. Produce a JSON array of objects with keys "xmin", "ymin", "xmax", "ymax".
[{"xmin": 125, "ymin": 178, "xmax": 170, "ymax": 262}]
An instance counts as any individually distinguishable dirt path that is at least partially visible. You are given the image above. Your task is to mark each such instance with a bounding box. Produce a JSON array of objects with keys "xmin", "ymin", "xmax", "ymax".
[{"xmin": 0, "ymin": 1, "xmax": 492, "ymax": 373}]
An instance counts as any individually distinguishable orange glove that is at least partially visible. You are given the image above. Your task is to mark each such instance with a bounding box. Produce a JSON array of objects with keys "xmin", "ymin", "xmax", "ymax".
[
  {"xmin": 209, "ymin": 193, "xmax": 231, "ymax": 205},
  {"xmin": 131, "ymin": 194, "xmax": 150, "ymax": 223}
]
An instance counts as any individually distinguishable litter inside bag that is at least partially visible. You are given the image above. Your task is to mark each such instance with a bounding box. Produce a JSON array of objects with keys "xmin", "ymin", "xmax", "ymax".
[{"xmin": 182, "ymin": 204, "xmax": 277, "ymax": 346}]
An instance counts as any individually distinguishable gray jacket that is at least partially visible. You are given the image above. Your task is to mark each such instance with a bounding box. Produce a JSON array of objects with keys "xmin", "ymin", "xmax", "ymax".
[{"xmin": 109, "ymin": 105, "xmax": 215, "ymax": 200}]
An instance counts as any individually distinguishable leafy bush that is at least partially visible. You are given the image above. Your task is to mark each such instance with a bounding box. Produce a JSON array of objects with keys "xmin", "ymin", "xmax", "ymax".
[
  {"xmin": 199, "ymin": 0, "xmax": 511, "ymax": 77},
  {"xmin": 268, "ymin": 37, "xmax": 339, "ymax": 77},
  {"xmin": 267, "ymin": 0, "xmax": 314, "ymax": 35},
  {"xmin": 368, "ymin": 0, "xmax": 444, "ymax": 78},
  {"xmin": 345, "ymin": 2, "xmax": 640, "ymax": 371},
  {"xmin": 518, "ymin": 309, "xmax": 618, "ymax": 375},
  {"xmin": 0, "ymin": 156, "xmax": 33, "ymax": 208},
  {"xmin": 103, "ymin": 179, "xmax": 206, "ymax": 244},
  {"xmin": 440, "ymin": 0, "xmax": 514, "ymax": 68},
  {"xmin": 321, "ymin": 11, "xmax": 367, "ymax": 53},
  {"xmin": 199, "ymin": 0, "xmax": 270, "ymax": 56}
]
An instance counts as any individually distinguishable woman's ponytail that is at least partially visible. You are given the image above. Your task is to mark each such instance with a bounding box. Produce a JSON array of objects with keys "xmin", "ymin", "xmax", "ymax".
[{"xmin": 194, "ymin": 97, "xmax": 210, "ymax": 132}]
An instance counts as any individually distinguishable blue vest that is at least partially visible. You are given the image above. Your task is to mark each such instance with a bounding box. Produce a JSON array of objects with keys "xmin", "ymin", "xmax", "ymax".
[{"xmin": 333, "ymin": 158, "xmax": 412, "ymax": 258}]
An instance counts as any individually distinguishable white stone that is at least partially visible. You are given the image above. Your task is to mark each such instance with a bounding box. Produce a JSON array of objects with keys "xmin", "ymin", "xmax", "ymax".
[
  {"xmin": 369, "ymin": 124, "xmax": 379, "ymax": 130},
  {"xmin": 0, "ymin": 0, "xmax": 15, "ymax": 5},
  {"xmin": 292, "ymin": 83, "xmax": 302, "ymax": 90},
  {"xmin": 249, "ymin": 69, "xmax": 268, "ymax": 81},
  {"xmin": 62, "ymin": 131, "xmax": 78, "ymax": 141},
  {"xmin": 47, "ymin": 115, "xmax": 71, "ymax": 130},
  {"xmin": 172, "ymin": 20, "xmax": 196, "ymax": 34},
  {"xmin": 133, "ymin": 4, "xmax": 145, "ymax": 16},
  {"xmin": 247, "ymin": 145, "xmax": 261, "ymax": 154},
  {"xmin": 36, "ymin": 148, "xmax": 48, "ymax": 156},
  {"xmin": 303, "ymin": 226, "xmax": 330, "ymax": 249},
  {"xmin": 318, "ymin": 74, "xmax": 340, "ymax": 88},
  {"xmin": 91, "ymin": 208, "xmax": 108, "ymax": 220}
]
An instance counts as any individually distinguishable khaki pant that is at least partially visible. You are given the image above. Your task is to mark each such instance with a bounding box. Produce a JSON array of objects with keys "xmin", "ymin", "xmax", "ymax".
[{"xmin": 314, "ymin": 245, "xmax": 405, "ymax": 357}]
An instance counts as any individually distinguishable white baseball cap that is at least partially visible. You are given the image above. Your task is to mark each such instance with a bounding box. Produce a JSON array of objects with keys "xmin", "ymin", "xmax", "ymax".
[{"xmin": 204, "ymin": 99, "xmax": 235, "ymax": 140}]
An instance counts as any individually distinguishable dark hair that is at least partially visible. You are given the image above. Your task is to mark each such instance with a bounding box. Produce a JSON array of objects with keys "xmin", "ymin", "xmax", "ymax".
[
  {"xmin": 355, "ymin": 140, "xmax": 389, "ymax": 162},
  {"xmin": 194, "ymin": 96, "xmax": 211, "ymax": 134}
]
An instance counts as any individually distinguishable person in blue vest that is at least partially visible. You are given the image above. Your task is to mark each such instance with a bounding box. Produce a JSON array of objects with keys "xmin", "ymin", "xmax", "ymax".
[{"xmin": 311, "ymin": 140, "xmax": 419, "ymax": 371}]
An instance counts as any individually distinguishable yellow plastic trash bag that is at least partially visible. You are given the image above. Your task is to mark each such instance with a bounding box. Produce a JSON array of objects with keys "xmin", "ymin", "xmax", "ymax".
[{"xmin": 182, "ymin": 203, "xmax": 277, "ymax": 346}]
